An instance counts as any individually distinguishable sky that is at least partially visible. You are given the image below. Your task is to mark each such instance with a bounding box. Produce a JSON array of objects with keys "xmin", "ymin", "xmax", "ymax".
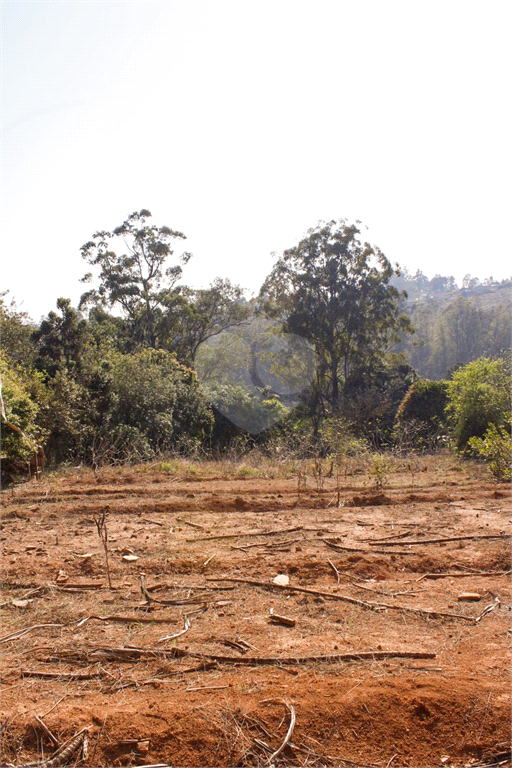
[{"xmin": 3, "ymin": 0, "xmax": 511, "ymax": 322}]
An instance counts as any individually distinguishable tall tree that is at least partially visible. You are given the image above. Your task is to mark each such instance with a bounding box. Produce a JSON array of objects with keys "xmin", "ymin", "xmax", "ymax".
[
  {"xmin": 160, "ymin": 279, "xmax": 250, "ymax": 365},
  {"xmin": 260, "ymin": 220, "xmax": 412, "ymax": 418},
  {"xmin": 80, "ymin": 209, "xmax": 191, "ymax": 348},
  {"xmin": 32, "ymin": 298, "xmax": 89, "ymax": 377}
]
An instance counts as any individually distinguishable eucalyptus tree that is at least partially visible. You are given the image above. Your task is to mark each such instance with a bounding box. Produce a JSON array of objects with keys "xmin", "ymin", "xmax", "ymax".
[
  {"xmin": 80, "ymin": 209, "xmax": 191, "ymax": 349},
  {"xmin": 260, "ymin": 219, "xmax": 412, "ymax": 419}
]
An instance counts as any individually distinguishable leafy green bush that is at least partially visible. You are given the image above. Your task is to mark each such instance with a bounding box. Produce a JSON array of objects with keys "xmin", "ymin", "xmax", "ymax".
[
  {"xmin": 469, "ymin": 423, "xmax": 511, "ymax": 482},
  {"xmin": 99, "ymin": 349, "xmax": 214, "ymax": 461},
  {"xmin": 446, "ymin": 357, "xmax": 510, "ymax": 452},
  {"xmin": 0, "ymin": 356, "xmax": 47, "ymax": 460}
]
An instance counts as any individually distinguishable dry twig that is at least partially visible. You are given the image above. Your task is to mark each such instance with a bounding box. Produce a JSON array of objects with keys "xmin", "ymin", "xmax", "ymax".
[
  {"xmin": 327, "ymin": 559, "xmax": 341, "ymax": 583},
  {"xmin": 259, "ymin": 699, "xmax": 296, "ymax": 764},
  {"xmin": 33, "ymin": 716, "xmax": 60, "ymax": 749},
  {"xmin": 1, "ymin": 624, "xmax": 63, "ymax": 644}
]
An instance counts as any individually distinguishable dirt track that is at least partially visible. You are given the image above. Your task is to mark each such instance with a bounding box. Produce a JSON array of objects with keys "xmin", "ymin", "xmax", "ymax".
[{"xmin": 1, "ymin": 456, "xmax": 511, "ymax": 767}]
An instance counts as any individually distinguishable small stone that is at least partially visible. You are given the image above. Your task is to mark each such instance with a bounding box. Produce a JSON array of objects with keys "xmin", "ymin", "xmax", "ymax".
[
  {"xmin": 273, "ymin": 574, "xmax": 289, "ymax": 586},
  {"xmin": 12, "ymin": 599, "xmax": 30, "ymax": 608},
  {"xmin": 122, "ymin": 554, "xmax": 139, "ymax": 562}
]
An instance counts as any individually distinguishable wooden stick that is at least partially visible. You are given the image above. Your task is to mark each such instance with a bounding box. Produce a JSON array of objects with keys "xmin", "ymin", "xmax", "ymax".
[
  {"xmin": 0, "ymin": 624, "xmax": 63, "ymax": 644},
  {"xmin": 206, "ymin": 576, "xmax": 476, "ymax": 622},
  {"xmin": 327, "ymin": 559, "xmax": 341, "ymax": 583},
  {"xmin": 23, "ymin": 670, "xmax": 103, "ymax": 680},
  {"xmin": 177, "ymin": 518, "xmax": 205, "ymax": 530},
  {"xmin": 475, "ymin": 601, "xmax": 500, "ymax": 623},
  {"xmin": 419, "ymin": 570, "xmax": 511, "ymax": 580},
  {"xmin": 206, "ymin": 576, "xmax": 380, "ymax": 611},
  {"xmin": 156, "ymin": 616, "xmax": 191, "ymax": 644},
  {"xmin": 34, "ymin": 716, "xmax": 60, "ymax": 748},
  {"xmin": 187, "ymin": 525, "xmax": 303, "ymax": 542},
  {"xmin": 47, "ymin": 645, "xmax": 436, "ymax": 666},
  {"xmin": 75, "ymin": 614, "xmax": 182, "ymax": 627},
  {"xmin": 325, "ymin": 541, "xmax": 416, "ymax": 556},
  {"xmin": 368, "ymin": 533, "xmax": 510, "ymax": 546}
]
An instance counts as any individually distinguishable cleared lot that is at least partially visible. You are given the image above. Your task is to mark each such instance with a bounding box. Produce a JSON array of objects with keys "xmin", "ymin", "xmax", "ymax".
[{"xmin": 1, "ymin": 456, "xmax": 511, "ymax": 767}]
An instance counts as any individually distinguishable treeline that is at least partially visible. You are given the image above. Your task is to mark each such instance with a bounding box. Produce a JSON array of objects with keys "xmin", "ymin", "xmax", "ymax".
[
  {"xmin": 1, "ymin": 212, "xmax": 510, "ymax": 473},
  {"xmin": 392, "ymin": 269, "xmax": 511, "ymax": 379}
]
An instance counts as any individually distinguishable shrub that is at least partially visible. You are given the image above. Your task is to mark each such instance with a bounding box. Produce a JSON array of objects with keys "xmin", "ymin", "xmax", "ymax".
[
  {"xmin": 469, "ymin": 423, "xmax": 511, "ymax": 482},
  {"xmin": 446, "ymin": 357, "xmax": 510, "ymax": 452},
  {"xmin": 395, "ymin": 378, "xmax": 449, "ymax": 449},
  {"xmin": 0, "ymin": 356, "xmax": 47, "ymax": 460}
]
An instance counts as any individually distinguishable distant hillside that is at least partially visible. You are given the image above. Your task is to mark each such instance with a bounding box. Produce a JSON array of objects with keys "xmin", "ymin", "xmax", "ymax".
[{"xmin": 391, "ymin": 270, "xmax": 511, "ymax": 380}]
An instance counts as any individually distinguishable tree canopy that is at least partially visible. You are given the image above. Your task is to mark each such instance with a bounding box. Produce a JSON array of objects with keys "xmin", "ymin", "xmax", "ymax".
[
  {"xmin": 261, "ymin": 220, "xmax": 412, "ymax": 420},
  {"xmin": 80, "ymin": 209, "xmax": 191, "ymax": 348}
]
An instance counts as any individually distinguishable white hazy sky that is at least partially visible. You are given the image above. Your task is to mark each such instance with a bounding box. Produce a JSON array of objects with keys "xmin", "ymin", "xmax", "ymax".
[{"xmin": 3, "ymin": 0, "xmax": 511, "ymax": 322}]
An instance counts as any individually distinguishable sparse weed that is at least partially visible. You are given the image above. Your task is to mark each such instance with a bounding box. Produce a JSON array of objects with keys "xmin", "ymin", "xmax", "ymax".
[{"xmin": 366, "ymin": 453, "xmax": 393, "ymax": 490}]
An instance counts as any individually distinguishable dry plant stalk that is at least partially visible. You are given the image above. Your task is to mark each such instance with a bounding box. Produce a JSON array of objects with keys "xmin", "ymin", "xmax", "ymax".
[
  {"xmin": 259, "ymin": 698, "xmax": 296, "ymax": 764},
  {"xmin": 93, "ymin": 508, "xmax": 112, "ymax": 589}
]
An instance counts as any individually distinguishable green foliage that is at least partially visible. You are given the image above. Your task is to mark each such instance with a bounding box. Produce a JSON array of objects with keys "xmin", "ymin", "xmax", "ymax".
[
  {"xmin": 205, "ymin": 382, "xmax": 289, "ymax": 436},
  {"xmin": 0, "ymin": 293, "xmax": 35, "ymax": 367},
  {"xmin": 367, "ymin": 453, "xmax": 393, "ymax": 490},
  {"xmin": 260, "ymin": 220, "xmax": 412, "ymax": 419},
  {"xmin": 446, "ymin": 357, "xmax": 511, "ymax": 452},
  {"xmin": 395, "ymin": 378, "xmax": 448, "ymax": 448},
  {"xmin": 469, "ymin": 423, "xmax": 511, "ymax": 482},
  {"xmin": 33, "ymin": 298, "xmax": 89, "ymax": 377},
  {"xmin": 0, "ymin": 356, "xmax": 47, "ymax": 460},
  {"xmin": 164, "ymin": 279, "xmax": 250, "ymax": 365},
  {"xmin": 87, "ymin": 349, "xmax": 214, "ymax": 463},
  {"xmin": 394, "ymin": 281, "xmax": 511, "ymax": 380},
  {"xmin": 80, "ymin": 209, "xmax": 191, "ymax": 348}
]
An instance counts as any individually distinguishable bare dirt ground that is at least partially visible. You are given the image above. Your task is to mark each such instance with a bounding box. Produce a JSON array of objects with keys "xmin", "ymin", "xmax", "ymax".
[{"xmin": 1, "ymin": 454, "xmax": 511, "ymax": 768}]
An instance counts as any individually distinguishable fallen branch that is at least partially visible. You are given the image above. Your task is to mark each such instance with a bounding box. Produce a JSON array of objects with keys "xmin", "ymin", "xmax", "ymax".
[
  {"xmin": 418, "ymin": 570, "xmax": 511, "ymax": 581},
  {"xmin": 187, "ymin": 525, "xmax": 303, "ymax": 542},
  {"xmin": 75, "ymin": 614, "xmax": 182, "ymax": 628},
  {"xmin": 206, "ymin": 576, "xmax": 383, "ymax": 612},
  {"xmin": 22, "ymin": 670, "xmax": 104, "ymax": 680},
  {"xmin": 325, "ymin": 541, "xmax": 416, "ymax": 556},
  {"xmin": 205, "ymin": 576, "xmax": 475, "ymax": 621},
  {"xmin": 43, "ymin": 645, "xmax": 436, "ymax": 666},
  {"xmin": 367, "ymin": 533, "xmax": 510, "ymax": 546},
  {"xmin": 0, "ymin": 624, "xmax": 63, "ymax": 644}
]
